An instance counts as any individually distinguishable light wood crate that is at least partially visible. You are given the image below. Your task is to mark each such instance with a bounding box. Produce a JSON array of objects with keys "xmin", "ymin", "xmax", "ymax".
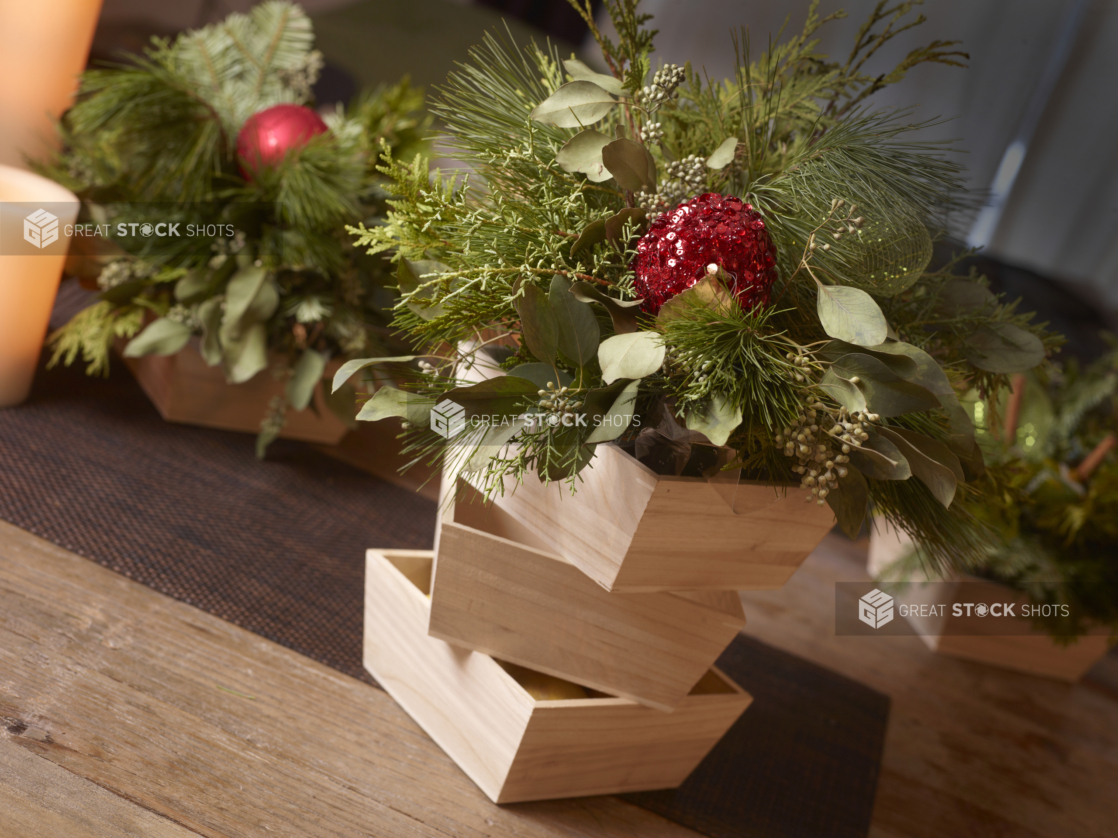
[
  {"xmin": 365, "ymin": 548, "xmax": 752, "ymax": 803},
  {"xmin": 430, "ymin": 479, "xmax": 748, "ymax": 711},
  {"xmin": 481, "ymin": 443, "xmax": 836, "ymax": 593},
  {"xmin": 122, "ymin": 342, "xmax": 349, "ymax": 445},
  {"xmin": 869, "ymin": 521, "xmax": 1112, "ymax": 682}
]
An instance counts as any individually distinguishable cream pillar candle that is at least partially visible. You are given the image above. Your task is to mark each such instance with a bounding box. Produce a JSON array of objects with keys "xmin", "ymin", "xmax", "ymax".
[
  {"xmin": 0, "ymin": 165, "xmax": 80, "ymax": 406},
  {"xmin": 0, "ymin": 0, "xmax": 104, "ymax": 168}
]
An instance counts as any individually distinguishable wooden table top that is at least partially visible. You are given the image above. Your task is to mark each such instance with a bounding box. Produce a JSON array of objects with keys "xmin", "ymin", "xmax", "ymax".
[{"xmin": 2, "ymin": 519, "xmax": 1115, "ymax": 838}]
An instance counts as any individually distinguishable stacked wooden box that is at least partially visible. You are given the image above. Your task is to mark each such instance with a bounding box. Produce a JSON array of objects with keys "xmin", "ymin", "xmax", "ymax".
[{"xmin": 365, "ymin": 450, "xmax": 836, "ymax": 803}]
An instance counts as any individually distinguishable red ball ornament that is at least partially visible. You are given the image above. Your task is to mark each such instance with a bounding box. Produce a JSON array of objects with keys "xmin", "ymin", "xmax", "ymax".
[
  {"xmin": 632, "ymin": 193, "xmax": 778, "ymax": 315},
  {"xmin": 236, "ymin": 104, "xmax": 328, "ymax": 179}
]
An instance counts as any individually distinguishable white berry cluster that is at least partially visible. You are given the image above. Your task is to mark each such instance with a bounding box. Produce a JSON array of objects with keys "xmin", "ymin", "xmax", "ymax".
[
  {"xmin": 536, "ymin": 381, "xmax": 583, "ymax": 421},
  {"xmin": 775, "ymin": 396, "xmax": 879, "ymax": 505},
  {"xmin": 664, "ymin": 345, "xmax": 713, "ymax": 404},
  {"xmin": 96, "ymin": 259, "xmax": 154, "ymax": 291},
  {"xmin": 165, "ymin": 303, "xmax": 200, "ymax": 330},
  {"xmin": 638, "ymin": 64, "xmax": 686, "ymax": 112},
  {"xmin": 640, "ymin": 121, "xmax": 664, "ymax": 144},
  {"xmin": 637, "ymin": 154, "xmax": 706, "ymax": 213},
  {"xmin": 807, "ymin": 198, "xmax": 865, "ymax": 256}
]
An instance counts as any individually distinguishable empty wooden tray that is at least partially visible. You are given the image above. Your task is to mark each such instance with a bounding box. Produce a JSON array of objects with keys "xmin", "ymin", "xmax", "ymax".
[
  {"xmin": 482, "ymin": 443, "xmax": 837, "ymax": 592},
  {"xmin": 430, "ymin": 478, "xmax": 748, "ymax": 711},
  {"xmin": 365, "ymin": 548, "xmax": 752, "ymax": 803}
]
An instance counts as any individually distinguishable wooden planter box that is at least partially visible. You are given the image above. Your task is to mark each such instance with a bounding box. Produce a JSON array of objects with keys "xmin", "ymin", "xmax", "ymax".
[
  {"xmin": 365, "ymin": 548, "xmax": 752, "ymax": 803},
  {"xmin": 482, "ymin": 443, "xmax": 836, "ymax": 593},
  {"xmin": 122, "ymin": 342, "xmax": 349, "ymax": 445},
  {"xmin": 869, "ymin": 521, "xmax": 1112, "ymax": 682},
  {"xmin": 430, "ymin": 478, "xmax": 748, "ymax": 711}
]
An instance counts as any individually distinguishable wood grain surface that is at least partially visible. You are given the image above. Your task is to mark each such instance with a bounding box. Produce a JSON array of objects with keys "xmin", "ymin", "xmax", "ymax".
[
  {"xmin": 737, "ymin": 534, "xmax": 1118, "ymax": 838},
  {"xmin": 0, "ymin": 519, "xmax": 700, "ymax": 838},
  {"xmin": 3, "ymin": 517, "xmax": 1115, "ymax": 837}
]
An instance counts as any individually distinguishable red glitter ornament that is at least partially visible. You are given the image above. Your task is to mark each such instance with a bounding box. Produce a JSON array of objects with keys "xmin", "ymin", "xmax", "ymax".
[
  {"xmin": 632, "ymin": 193, "xmax": 778, "ymax": 315},
  {"xmin": 236, "ymin": 104, "xmax": 328, "ymax": 179}
]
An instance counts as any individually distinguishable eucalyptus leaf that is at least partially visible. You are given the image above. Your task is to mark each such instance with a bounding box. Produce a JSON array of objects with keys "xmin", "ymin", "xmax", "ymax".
[
  {"xmin": 820, "ymin": 340, "xmax": 918, "ymax": 379},
  {"xmin": 963, "ymin": 323, "xmax": 1046, "ymax": 374},
  {"xmin": 826, "ymin": 468, "xmax": 869, "ymax": 539},
  {"xmin": 598, "ymin": 331, "xmax": 665, "ymax": 384},
  {"xmin": 562, "ymin": 58, "xmax": 624, "ymax": 96},
  {"xmin": 286, "ymin": 349, "xmax": 328, "ymax": 412},
  {"xmin": 122, "ymin": 317, "xmax": 193, "ymax": 358},
  {"xmin": 555, "ymin": 129, "xmax": 612, "ymax": 182},
  {"xmin": 332, "ymin": 355, "xmax": 417, "ymax": 393},
  {"xmin": 878, "ymin": 427, "xmax": 959, "ymax": 508},
  {"xmin": 604, "ymin": 207, "xmax": 647, "ymax": 247},
  {"xmin": 945, "ymin": 402, "xmax": 985, "ymax": 480},
  {"xmin": 847, "ymin": 431, "xmax": 911, "ymax": 481},
  {"xmin": 444, "ymin": 375, "xmax": 541, "ymax": 420},
  {"xmin": 464, "ymin": 416, "xmax": 529, "ymax": 474},
  {"xmin": 570, "ymin": 281, "xmax": 642, "ymax": 334},
  {"xmin": 819, "ymin": 368, "xmax": 867, "ymax": 414},
  {"xmin": 516, "ymin": 283, "xmax": 559, "ymax": 365},
  {"xmin": 550, "ymin": 275, "xmax": 600, "ymax": 367},
  {"xmin": 866, "ymin": 340, "xmax": 984, "ymax": 479},
  {"xmin": 507, "ymin": 362, "xmax": 574, "ymax": 389},
  {"xmin": 585, "ymin": 379, "xmax": 640, "ymax": 443},
  {"xmin": 831, "ymin": 353, "xmax": 940, "ymax": 417},
  {"xmin": 223, "ymin": 265, "xmax": 274, "ymax": 338},
  {"xmin": 222, "ymin": 321, "xmax": 269, "ymax": 384},
  {"xmin": 937, "ymin": 279, "xmax": 996, "ymax": 315},
  {"xmin": 529, "ymin": 80, "xmax": 617, "ymax": 128},
  {"xmin": 815, "ymin": 281, "xmax": 888, "ymax": 346},
  {"xmin": 357, "ymin": 386, "xmax": 433, "ymax": 425},
  {"xmin": 601, "ymin": 138, "xmax": 657, "ymax": 191},
  {"xmin": 684, "ymin": 394, "xmax": 743, "ymax": 447},
  {"xmin": 706, "ymin": 137, "xmax": 738, "ymax": 169},
  {"xmin": 886, "ymin": 426, "xmax": 965, "ymax": 483},
  {"xmin": 570, "ymin": 218, "xmax": 607, "ymax": 258},
  {"xmin": 197, "ymin": 297, "xmax": 224, "ymax": 366},
  {"xmin": 174, "ymin": 270, "xmax": 212, "ymax": 303}
]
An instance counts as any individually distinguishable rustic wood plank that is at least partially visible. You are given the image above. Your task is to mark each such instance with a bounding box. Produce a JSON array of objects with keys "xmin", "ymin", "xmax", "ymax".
[
  {"xmin": 0, "ymin": 738, "xmax": 202, "ymax": 838},
  {"xmin": 0, "ymin": 519, "xmax": 702, "ymax": 838},
  {"xmin": 739, "ymin": 533, "xmax": 1118, "ymax": 838}
]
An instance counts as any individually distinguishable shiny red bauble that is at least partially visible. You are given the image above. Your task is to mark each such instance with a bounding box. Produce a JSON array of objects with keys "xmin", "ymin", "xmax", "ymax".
[
  {"xmin": 632, "ymin": 193, "xmax": 779, "ymax": 315},
  {"xmin": 236, "ymin": 104, "xmax": 328, "ymax": 179}
]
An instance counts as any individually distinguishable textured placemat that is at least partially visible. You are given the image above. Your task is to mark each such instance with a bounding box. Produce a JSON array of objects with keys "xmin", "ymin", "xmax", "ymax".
[
  {"xmin": 0, "ymin": 327, "xmax": 887, "ymax": 837},
  {"xmin": 626, "ymin": 637, "xmax": 888, "ymax": 838}
]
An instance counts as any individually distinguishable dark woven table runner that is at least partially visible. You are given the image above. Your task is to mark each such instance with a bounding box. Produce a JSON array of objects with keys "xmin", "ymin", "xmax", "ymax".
[{"xmin": 0, "ymin": 340, "xmax": 887, "ymax": 837}]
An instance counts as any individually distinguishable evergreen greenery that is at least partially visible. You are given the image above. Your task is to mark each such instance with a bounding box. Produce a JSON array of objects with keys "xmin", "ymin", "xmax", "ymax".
[
  {"xmin": 42, "ymin": 1, "xmax": 429, "ymax": 454},
  {"xmin": 896, "ymin": 342, "xmax": 1118, "ymax": 641},
  {"xmin": 342, "ymin": 0, "xmax": 1059, "ymax": 571}
]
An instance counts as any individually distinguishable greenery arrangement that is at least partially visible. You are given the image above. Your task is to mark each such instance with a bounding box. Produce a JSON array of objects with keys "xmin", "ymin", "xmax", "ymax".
[
  {"xmin": 903, "ymin": 343, "xmax": 1118, "ymax": 641},
  {"xmin": 43, "ymin": 1, "xmax": 429, "ymax": 453},
  {"xmin": 339, "ymin": 0, "xmax": 1058, "ymax": 570}
]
